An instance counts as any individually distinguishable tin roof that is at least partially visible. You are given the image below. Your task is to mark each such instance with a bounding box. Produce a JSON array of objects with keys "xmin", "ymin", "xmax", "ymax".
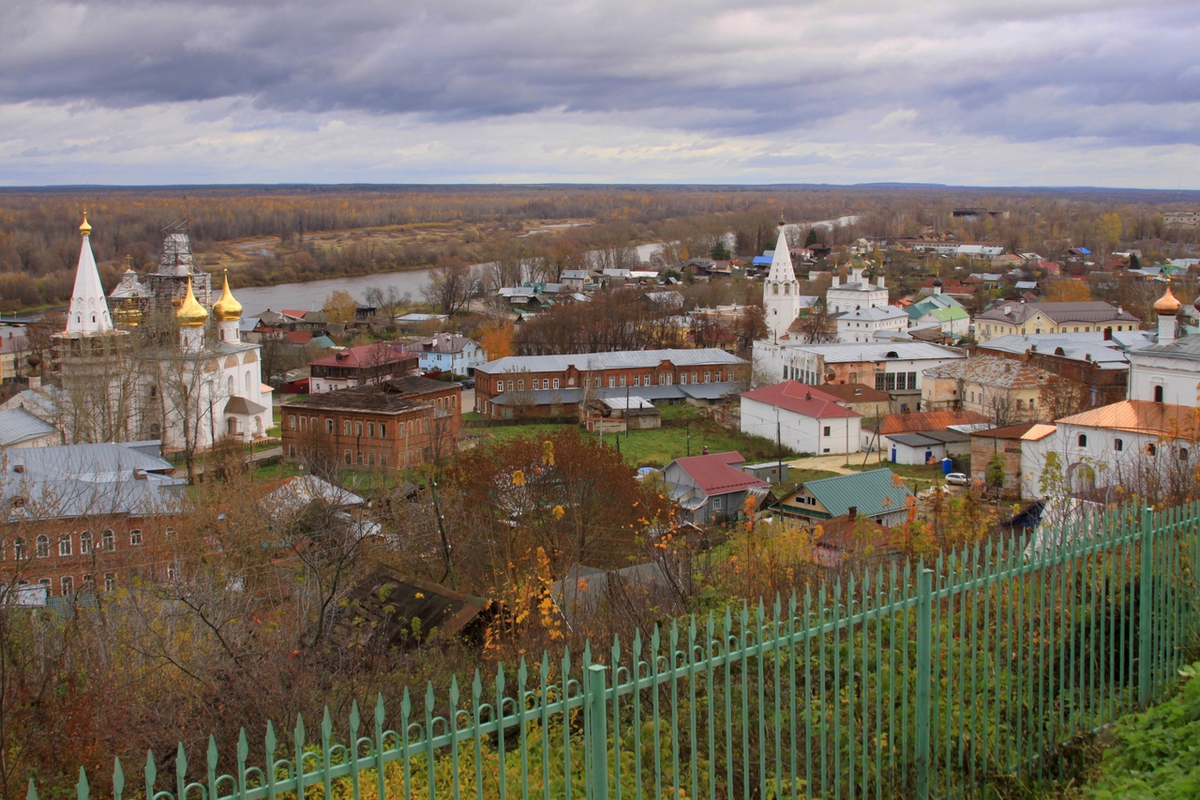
[
  {"xmin": 741, "ymin": 381, "xmax": 860, "ymax": 419},
  {"xmin": 800, "ymin": 468, "xmax": 914, "ymax": 519}
]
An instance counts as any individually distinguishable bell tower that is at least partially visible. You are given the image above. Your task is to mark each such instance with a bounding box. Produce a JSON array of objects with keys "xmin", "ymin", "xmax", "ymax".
[{"xmin": 763, "ymin": 218, "xmax": 800, "ymax": 341}]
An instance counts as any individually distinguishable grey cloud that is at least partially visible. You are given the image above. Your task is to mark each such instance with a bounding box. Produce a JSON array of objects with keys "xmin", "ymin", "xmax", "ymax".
[{"xmin": 2, "ymin": 0, "xmax": 1199, "ymax": 149}]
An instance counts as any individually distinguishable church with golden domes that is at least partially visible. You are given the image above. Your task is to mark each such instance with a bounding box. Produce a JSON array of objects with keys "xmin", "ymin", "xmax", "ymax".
[{"xmin": 47, "ymin": 215, "xmax": 271, "ymax": 457}]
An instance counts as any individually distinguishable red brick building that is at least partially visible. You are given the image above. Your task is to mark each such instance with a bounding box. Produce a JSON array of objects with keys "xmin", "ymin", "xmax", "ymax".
[
  {"xmin": 473, "ymin": 348, "xmax": 748, "ymax": 419},
  {"xmin": 0, "ymin": 442, "xmax": 187, "ymax": 604},
  {"xmin": 282, "ymin": 377, "xmax": 462, "ymax": 470}
]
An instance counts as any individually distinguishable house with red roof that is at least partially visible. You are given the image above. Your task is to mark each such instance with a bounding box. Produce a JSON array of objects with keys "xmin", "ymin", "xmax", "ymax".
[
  {"xmin": 739, "ymin": 381, "xmax": 862, "ymax": 456},
  {"xmin": 661, "ymin": 451, "xmax": 770, "ymax": 525},
  {"xmin": 309, "ymin": 343, "xmax": 419, "ymax": 394}
]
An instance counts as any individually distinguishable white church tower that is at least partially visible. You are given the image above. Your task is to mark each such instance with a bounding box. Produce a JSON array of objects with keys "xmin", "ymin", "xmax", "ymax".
[
  {"xmin": 763, "ymin": 219, "xmax": 800, "ymax": 341},
  {"xmin": 66, "ymin": 213, "xmax": 114, "ymax": 334}
]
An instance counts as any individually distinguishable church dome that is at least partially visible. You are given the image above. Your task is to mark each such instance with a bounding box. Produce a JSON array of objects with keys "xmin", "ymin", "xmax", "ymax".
[
  {"xmin": 176, "ymin": 277, "xmax": 209, "ymax": 327},
  {"xmin": 932, "ymin": 277, "xmax": 943, "ymax": 287},
  {"xmin": 212, "ymin": 270, "xmax": 243, "ymax": 321},
  {"xmin": 1154, "ymin": 286, "xmax": 1181, "ymax": 315},
  {"xmin": 79, "ymin": 212, "xmax": 91, "ymax": 236}
]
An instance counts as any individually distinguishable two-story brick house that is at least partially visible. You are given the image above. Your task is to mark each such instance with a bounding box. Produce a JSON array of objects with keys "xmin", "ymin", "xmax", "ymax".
[
  {"xmin": 0, "ymin": 442, "xmax": 187, "ymax": 604},
  {"xmin": 282, "ymin": 377, "xmax": 462, "ymax": 470}
]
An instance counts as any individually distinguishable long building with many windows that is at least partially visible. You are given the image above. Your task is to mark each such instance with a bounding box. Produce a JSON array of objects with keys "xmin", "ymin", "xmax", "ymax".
[{"xmin": 472, "ymin": 349, "xmax": 748, "ymax": 419}]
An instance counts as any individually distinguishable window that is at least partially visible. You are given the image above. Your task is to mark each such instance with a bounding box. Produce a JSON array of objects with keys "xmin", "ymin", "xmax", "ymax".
[
  {"xmin": 823, "ymin": 426, "xmax": 831, "ymax": 436},
  {"xmin": 1154, "ymin": 385, "xmax": 1164, "ymax": 403},
  {"xmin": 1029, "ymin": 398, "xmax": 1035, "ymax": 409},
  {"xmin": 380, "ymin": 454, "xmax": 387, "ymax": 467},
  {"xmin": 58, "ymin": 535, "xmax": 71, "ymax": 557},
  {"xmin": 1114, "ymin": 438, "xmax": 1124, "ymax": 452},
  {"xmin": 380, "ymin": 424, "xmax": 387, "ymax": 439},
  {"xmin": 104, "ymin": 573, "xmax": 115, "ymax": 593},
  {"xmin": 552, "ymin": 378, "xmax": 560, "ymax": 389},
  {"xmin": 101, "ymin": 530, "xmax": 115, "ymax": 551},
  {"xmin": 344, "ymin": 420, "xmax": 352, "ymax": 435},
  {"xmin": 356, "ymin": 451, "xmax": 364, "ymax": 465},
  {"xmin": 167, "ymin": 564, "xmax": 176, "ymax": 581},
  {"xmin": 608, "ymin": 377, "xmax": 615, "ymax": 388},
  {"xmin": 61, "ymin": 576, "xmax": 73, "ymax": 597},
  {"xmin": 1147, "ymin": 443, "xmax": 1157, "ymax": 456},
  {"xmin": 644, "ymin": 373, "xmax": 652, "ymax": 386},
  {"xmin": 368, "ymin": 452, "xmax": 376, "ymax": 466},
  {"xmin": 634, "ymin": 375, "xmax": 642, "ymax": 387},
  {"xmin": 1077, "ymin": 434, "xmax": 1087, "ymax": 448},
  {"xmin": 36, "ymin": 535, "xmax": 49, "ymax": 558},
  {"xmin": 82, "ymin": 574, "xmax": 93, "ymax": 590},
  {"xmin": 368, "ymin": 422, "xmax": 375, "ymax": 437},
  {"xmin": 356, "ymin": 421, "xmax": 363, "ymax": 437},
  {"xmin": 326, "ymin": 419, "xmax": 334, "ymax": 433},
  {"xmin": 680, "ymin": 373, "xmax": 688, "ymax": 385},
  {"xmin": 705, "ymin": 371, "xmax": 711, "ymax": 383},
  {"xmin": 619, "ymin": 375, "xmax": 626, "ymax": 387},
  {"xmin": 288, "ymin": 415, "xmax": 296, "ymax": 430},
  {"xmin": 130, "ymin": 529, "xmax": 143, "ymax": 546},
  {"xmin": 344, "ymin": 450, "xmax": 352, "ymax": 464},
  {"xmin": 543, "ymin": 379, "xmax": 550, "ymax": 390},
  {"xmin": 289, "ymin": 444, "xmax": 296, "ymax": 457},
  {"xmin": 12, "ymin": 538, "xmax": 24, "ymax": 560},
  {"xmin": 517, "ymin": 380, "xmax": 524, "ymax": 391}
]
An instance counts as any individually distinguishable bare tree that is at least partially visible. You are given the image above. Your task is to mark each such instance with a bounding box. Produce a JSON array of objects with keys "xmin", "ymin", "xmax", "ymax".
[{"xmin": 422, "ymin": 261, "xmax": 479, "ymax": 316}]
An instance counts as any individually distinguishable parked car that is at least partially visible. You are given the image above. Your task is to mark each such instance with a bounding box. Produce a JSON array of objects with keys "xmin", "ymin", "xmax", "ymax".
[
  {"xmin": 460, "ymin": 379, "xmax": 475, "ymax": 388},
  {"xmin": 946, "ymin": 472, "xmax": 969, "ymax": 486}
]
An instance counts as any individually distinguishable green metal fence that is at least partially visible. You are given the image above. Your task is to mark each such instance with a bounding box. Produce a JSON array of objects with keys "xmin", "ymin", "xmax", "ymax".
[{"xmin": 35, "ymin": 502, "xmax": 1200, "ymax": 800}]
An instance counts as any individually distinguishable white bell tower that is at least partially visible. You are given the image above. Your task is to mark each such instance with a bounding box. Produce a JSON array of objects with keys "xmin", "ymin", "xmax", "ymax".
[{"xmin": 763, "ymin": 220, "xmax": 800, "ymax": 341}]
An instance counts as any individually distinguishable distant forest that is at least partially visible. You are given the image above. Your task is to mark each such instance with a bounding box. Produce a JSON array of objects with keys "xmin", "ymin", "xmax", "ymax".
[{"xmin": 0, "ymin": 183, "xmax": 1197, "ymax": 312}]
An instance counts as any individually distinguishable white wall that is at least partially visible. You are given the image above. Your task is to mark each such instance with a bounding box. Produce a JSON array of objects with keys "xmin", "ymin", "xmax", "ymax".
[{"xmin": 740, "ymin": 397, "xmax": 860, "ymax": 455}]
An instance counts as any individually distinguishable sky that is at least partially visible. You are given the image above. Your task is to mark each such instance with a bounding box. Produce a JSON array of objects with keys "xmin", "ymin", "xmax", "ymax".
[{"xmin": 2, "ymin": 0, "xmax": 1199, "ymax": 188}]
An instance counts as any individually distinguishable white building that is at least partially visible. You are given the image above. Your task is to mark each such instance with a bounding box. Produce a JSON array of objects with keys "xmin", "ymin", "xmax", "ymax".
[
  {"xmin": 834, "ymin": 305, "xmax": 909, "ymax": 343},
  {"xmin": 1126, "ymin": 288, "xmax": 1200, "ymax": 406},
  {"xmin": 45, "ymin": 216, "xmax": 271, "ymax": 453},
  {"xmin": 739, "ymin": 381, "xmax": 862, "ymax": 456},
  {"xmin": 826, "ymin": 266, "xmax": 888, "ymax": 315},
  {"xmin": 753, "ymin": 340, "xmax": 967, "ymax": 394}
]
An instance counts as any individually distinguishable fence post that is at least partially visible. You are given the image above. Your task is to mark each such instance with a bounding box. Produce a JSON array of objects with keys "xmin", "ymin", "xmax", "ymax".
[
  {"xmin": 587, "ymin": 664, "xmax": 609, "ymax": 800},
  {"xmin": 1139, "ymin": 506, "xmax": 1154, "ymax": 707},
  {"xmin": 915, "ymin": 568, "xmax": 933, "ymax": 800}
]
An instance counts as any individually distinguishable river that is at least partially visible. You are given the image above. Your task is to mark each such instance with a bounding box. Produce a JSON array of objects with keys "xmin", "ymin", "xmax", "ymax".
[{"xmin": 232, "ymin": 242, "xmax": 665, "ymax": 315}]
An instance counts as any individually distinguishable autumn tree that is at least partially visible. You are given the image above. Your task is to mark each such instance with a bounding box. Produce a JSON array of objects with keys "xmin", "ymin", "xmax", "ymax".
[
  {"xmin": 1039, "ymin": 375, "xmax": 1089, "ymax": 421},
  {"xmin": 479, "ymin": 321, "xmax": 514, "ymax": 361},
  {"xmin": 1044, "ymin": 278, "xmax": 1093, "ymax": 303},
  {"xmin": 323, "ymin": 290, "xmax": 358, "ymax": 325},
  {"xmin": 793, "ymin": 298, "xmax": 838, "ymax": 344}
]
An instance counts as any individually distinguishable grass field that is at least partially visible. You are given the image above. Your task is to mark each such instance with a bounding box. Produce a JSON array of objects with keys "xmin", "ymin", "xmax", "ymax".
[{"xmin": 477, "ymin": 411, "xmax": 795, "ymax": 469}]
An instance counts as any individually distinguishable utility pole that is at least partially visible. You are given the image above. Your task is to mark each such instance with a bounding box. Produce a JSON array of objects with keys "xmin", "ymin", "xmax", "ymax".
[{"xmin": 776, "ymin": 407, "xmax": 783, "ymax": 483}]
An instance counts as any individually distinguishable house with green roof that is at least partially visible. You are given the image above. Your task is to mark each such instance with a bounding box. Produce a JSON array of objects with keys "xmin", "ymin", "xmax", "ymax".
[
  {"xmin": 773, "ymin": 468, "xmax": 914, "ymax": 527},
  {"xmin": 907, "ymin": 295, "xmax": 970, "ymax": 339}
]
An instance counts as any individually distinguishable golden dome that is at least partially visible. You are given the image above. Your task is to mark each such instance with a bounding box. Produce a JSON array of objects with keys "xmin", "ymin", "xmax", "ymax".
[
  {"xmin": 79, "ymin": 212, "xmax": 92, "ymax": 236},
  {"xmin": 1154, "ymin": 286, "xmax": 1182, "ymax": 315},
  {"xmin": 212, "ymin": 270, "xmax": 243, "ymax": 322},
  {"xmin": 176, "ymin": 277, "xmax": 209, "ymax": 327}
]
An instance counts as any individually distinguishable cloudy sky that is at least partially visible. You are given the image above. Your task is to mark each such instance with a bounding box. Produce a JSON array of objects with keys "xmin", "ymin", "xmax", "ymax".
[{"xmin": 2, "ymin": 0, "xmax": 1198, "ymax": 188}]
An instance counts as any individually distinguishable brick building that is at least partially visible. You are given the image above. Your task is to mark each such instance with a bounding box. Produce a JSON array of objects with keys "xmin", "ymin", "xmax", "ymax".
[
  {"xmin": 473, "ymin": 348, "xmax": 747, "ymax": 420},
  {"xmin": 282, "ymin": 377, "xmax": 462, "ymax": 470},
  {"xmin": 0, "ymin": 442, "xmax": 187, "ymax": 604},
  {"xmin": 309, "ymin": 343, "xmax": 419, "ymax": 394}
]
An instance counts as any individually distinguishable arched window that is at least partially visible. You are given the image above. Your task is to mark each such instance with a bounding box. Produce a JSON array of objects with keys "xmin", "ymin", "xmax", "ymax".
[
  {"xmin": 13, "ymin": 538, "xmax": 25, "ymax": 561},
  {"xmin": 772, "ymin": 284, "xmax": 779, "ymax": 295},
  {"xmin": 130, "ymin": 530, "xmax": 143, "ymax": 546},
  {"xmin": 245, "ymin": 370, "xmax": 252, "ymax": 394},
  {"xmin": 35, "ymin": 535, "xmax": 49, "ymax": 558},
  {"xmin": 1180, "ymin": 448, "xmax": 1190, "ymax": 461},
  {"xmin": 1077, "ymin": 434, "xmax": 1087, "ymax": 448},
  {"xmin": 61, "ymin": 576, "xmax": 74, "ymax": 597},
  {"xmin": 1147, "ymin": 443, "xmax": 1157, "ymax": 456},
  {"xmin": 101, "ymin": 530, "xmax": 115, "ymax": 551},
  {"xmin": 1114, "ymin": 438, "xmax": 1123, "ymax": 452},
  {"xmin": 1154, "ymin": 385, "xmax": 1164, "ymax": 403},
  {"xmin": 58, "ymin": 534, "xmax": 71, "ymax": 557},
  {"xmin": 104, "ymin": 573, "xmax": 115, "ymax": 593}
]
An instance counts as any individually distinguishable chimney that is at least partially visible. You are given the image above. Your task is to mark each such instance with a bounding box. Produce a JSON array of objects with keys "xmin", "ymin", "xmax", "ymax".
[
  {"xmin": 1003, "ymin": 304, "xmax": 1012, "ymax": 316},
  {"xmin": 805, "ymin": 391, "xmax": 812, "ymax": 400},
  {"xmin": 848, "ymin": 506, "xmax": 857, "ymax": 520},
  {"xmin": 1103, "ymin": 326, "xmax": 1113, "ymax": 341}
]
